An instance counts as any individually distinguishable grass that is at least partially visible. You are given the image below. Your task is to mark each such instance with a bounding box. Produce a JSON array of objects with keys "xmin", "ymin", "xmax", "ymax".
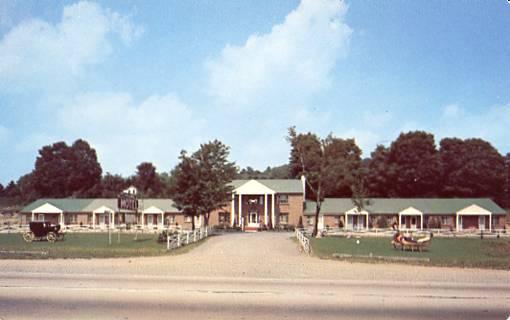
[
  {"xmin": 0, "ymin": 232, "xmax": 207, "ymax": 259},
  {"xmin": 311, "ymin": 236, "xmax": 510, "ymax": 269}
]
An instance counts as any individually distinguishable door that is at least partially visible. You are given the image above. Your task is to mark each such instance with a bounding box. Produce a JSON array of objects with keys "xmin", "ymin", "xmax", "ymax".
[
  {"xmin": 411, "ymin": 217, "xmax": 417, "ymax": 230},
  {"xmin": 478, "ymin": 216, "xmax": 485, "ymax": 231},
  {"xmin": 248, "ymin": 212, "xmax": 259, "ymax": 227},
  {"xmin": 347, "ymin": 215, "xmax": 353, "ymax": 230}
]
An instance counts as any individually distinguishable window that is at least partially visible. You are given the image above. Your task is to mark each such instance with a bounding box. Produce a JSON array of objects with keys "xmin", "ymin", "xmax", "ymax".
[
  {"xmin": 38, "ymin": 214, "xmax": 45, "ymax": 221},
  {"xmin": 219, "ymin": 212, "xmax": 230, "ymax": 224},
  {"xmin": 307, "ymin": 216, "xmax": 314, "ymax": 226},
  {"xmin": 279, "ymin": 213, "xmax": 289, "ymax": 224},
  {"xmin": 167, "ymin": 215, "xmax": 176, "ymax": 224},
  {"xmin": 185, "ymin": 215, "xmax": 192, "ymax": 223},
  {"xmin": 279, "ymin": 194, "xmax": 289, "ymax": 204},
  {"xmin": 441, "ymin": 216, "xmax": 449, "ymax": 225}
]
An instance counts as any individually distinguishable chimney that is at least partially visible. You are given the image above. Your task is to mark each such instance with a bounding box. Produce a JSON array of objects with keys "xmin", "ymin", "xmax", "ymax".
[{"xmin": 300, "ymin": 175, "xmax": 306, "ymax": 201}]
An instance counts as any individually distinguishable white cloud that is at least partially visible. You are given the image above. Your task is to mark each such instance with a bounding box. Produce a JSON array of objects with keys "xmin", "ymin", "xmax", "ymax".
[
  {"xmin": 57, "ymin": 92, "xmax": 205, "ymax": 175},
  {"xmin": 0, "ymin": 1, "xmax": 142, "ymax": 92},
  {"xmin": 441, "ymin": 104, "xmax": 464, "ymax": 119},
  {"xmin": 206, "ymin": 0, "xmax": 352, "ymax": 108}
]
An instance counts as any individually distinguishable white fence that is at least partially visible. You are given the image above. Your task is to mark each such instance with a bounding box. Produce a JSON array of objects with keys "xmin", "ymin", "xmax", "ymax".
[
  {"xmin": 166, "ymin": 227, "xmax": 210, "ymax": 250},
  {"xmin": 320, "ymin": 227, "xmax": 509, "ymax": 238},
  {"xmin": 295, "ymin": 228, "xmax": 311, "ymax": 255}
]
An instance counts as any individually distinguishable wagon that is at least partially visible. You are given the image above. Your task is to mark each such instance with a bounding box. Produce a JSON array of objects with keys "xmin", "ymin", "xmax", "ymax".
[{"xmin": 22, "ymin": 221, "xmax": 65, "ymax": 243}]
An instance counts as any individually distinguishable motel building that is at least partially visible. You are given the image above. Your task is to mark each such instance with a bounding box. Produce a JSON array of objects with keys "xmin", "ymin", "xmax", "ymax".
[{"xmin": 20, "ymin": 179, "xmax": 507, "ymax": 233}]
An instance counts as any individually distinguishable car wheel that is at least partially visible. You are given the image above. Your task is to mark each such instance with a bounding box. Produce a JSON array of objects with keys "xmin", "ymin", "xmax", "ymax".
[
  {"xmin": 47, "ymin": 232, "xmax": 57, "ymax": 243},
  {"xmin": 23, "ymin": 232, "xmax": 34, "ymax": 243}
]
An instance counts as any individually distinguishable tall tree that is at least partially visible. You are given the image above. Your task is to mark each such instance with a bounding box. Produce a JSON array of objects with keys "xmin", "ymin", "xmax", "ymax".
[
  {"xmin": 388, "ymin": 131, "xmax": 440, "ymax": 197},
  {"xmin": 169, "ymin": 140, "xmax": 237, "ymax": 230},
  {"xmin": 503, "ymin": 153, "xmax": 510, "ymax": 208},
  {"xmin": 33, "ymin": 140, "xmax": 102, "ymax": 197},
  {"xmin": 3, "ymin": 181, "xmax": 20, "ymax": 198},
  {"xmin": 16, "ymin": 173, "xmax": 40, "ymax": 203},
  {"xmin": 365, "ymin": 145, "xmax": 396, "ymax": 197},
  {"xmin": 94, "ymin": 173, "xmax": 130, "ymax": 198},
  {"xmin": 288, "ymin": 127, "xmax": 359, "ymax": 237},
  {"xmin": 134, "ymin": 162, "xmax": 162, "ymax": 197},
  {"xmin": 0, "ymin": 183, "xmax": 4, "ymax": 197},
  {"xmin": 439, "ymin": 138, "xmax": 505, "ymax": 200}
]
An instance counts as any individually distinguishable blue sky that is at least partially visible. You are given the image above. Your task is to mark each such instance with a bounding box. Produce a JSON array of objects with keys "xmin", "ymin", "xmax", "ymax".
[{"xmin": 1, "ymin": 0, "xmax": 509, "ymax": 184}]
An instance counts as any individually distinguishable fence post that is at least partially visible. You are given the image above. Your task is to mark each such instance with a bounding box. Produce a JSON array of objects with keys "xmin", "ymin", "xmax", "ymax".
[
  {"xmin": 187, "ymin": 232, "xmax": 190, "ymax": 244},
  {"xmin": 205, "ymin": 226, "xmax": 208, "ymax": 237},
  {"xmin": 177, "ymin": 232, "xmax": 181, "ymax": 247},
  {"xmin": 167, "ymin": 232, "xmax": 170, "ymax": 250}
]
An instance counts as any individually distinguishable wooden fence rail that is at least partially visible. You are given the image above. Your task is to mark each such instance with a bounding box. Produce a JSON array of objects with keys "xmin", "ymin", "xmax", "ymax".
[
  {"xmin": 167, "ymin": 227, "xmax": 210, "ymax": 250},
  {"xmin": 295, "ymin": 228, "xmax": 311, "ymax": 255}
]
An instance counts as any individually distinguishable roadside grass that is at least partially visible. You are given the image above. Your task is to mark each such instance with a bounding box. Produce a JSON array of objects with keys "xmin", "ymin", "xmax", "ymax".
[
  {"xmin": 0, "ymin": 232, "xmax": 207, "ymax": 259},
  {"xmin": 311, "ymin": 236, "xmax": 510, "ymax": 269}
]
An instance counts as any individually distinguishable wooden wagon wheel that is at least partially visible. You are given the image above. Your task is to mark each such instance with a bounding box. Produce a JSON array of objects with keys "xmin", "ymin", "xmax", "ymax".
[
  {"xmin": 22, "ymin": 231, "xmax": 34, "ymax": 243},
  {"xmin": 47, "ymin": 232, "xmax": 57, "ymax": 243}
]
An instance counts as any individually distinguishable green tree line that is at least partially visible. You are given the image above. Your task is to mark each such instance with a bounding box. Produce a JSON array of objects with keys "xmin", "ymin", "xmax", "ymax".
[{"xmin": 1, "ymin": 130, "xmax": 509, "ymax": 210}]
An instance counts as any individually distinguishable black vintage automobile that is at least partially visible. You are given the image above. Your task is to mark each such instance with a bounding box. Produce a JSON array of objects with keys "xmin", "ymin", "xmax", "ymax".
[{"xmin": 23, "ymin": 221, "xmax": 65, "ymax": 243}]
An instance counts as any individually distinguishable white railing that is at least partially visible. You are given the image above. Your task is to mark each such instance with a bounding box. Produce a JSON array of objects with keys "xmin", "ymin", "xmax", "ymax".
[
  {"xmin": 166, "ymin": 227, "xmax": 210, "ymax": 250},
  {"xmin": 295, "ymin": 228, "xmax": 311, "ymax": 255}
]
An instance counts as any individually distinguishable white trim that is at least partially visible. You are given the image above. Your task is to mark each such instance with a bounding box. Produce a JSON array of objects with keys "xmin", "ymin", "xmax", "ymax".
[
  {"xmin": 398, "ymin": 206, "xmax": 423, "ymax": 230},
  {"xmin": 32, "ymin": 203, "xmax": 63, "ymax": 214},
  {"xmin": 142, "ymin": 206, "xmax": 164, "ymax": 215},
  {"xmin": 234, "ymin": 180, "xmax": 275, "ymax": 195},
  {"xmin": 457, "ymin": 204, "xmax": 491, "ymax": 216},
  {"xmin": 271, "ymin": 194, "xmax": 275, "ymax": 228},
  {"xmin": 264, "ymin": 194, "xmax": 268, "ymax": 225}
]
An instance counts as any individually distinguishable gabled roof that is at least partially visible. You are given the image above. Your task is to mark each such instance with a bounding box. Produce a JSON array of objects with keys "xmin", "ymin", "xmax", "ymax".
[
  {"xmin": 304, "ymin": 198, "xmax": 506, "ymax": 216},
  {"xmin": 230, "ymin": 179, "xmax": 303, "ymax": 194},
  {"xmin": 21, "ymin": 198, "xmax": 181, "ymax": 213}
]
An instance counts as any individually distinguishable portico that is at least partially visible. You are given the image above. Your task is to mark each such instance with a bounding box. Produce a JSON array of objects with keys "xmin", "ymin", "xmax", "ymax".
[
  {"xmin": 31, "ymin": 202, "xmax": 64, "ymax": 225},
  {"xmin": 398, "ymin": 206, "xmax": 423, "ymax": 230},
  {"xmin": 231, "ymin": 180, "xmax": 276, "ymax": 229},
  {"xmin": 456, "ymin": 204, "xmax": 492, "ymax": 232}
]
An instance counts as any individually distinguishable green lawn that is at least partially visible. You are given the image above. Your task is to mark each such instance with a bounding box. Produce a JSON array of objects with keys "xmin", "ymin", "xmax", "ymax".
[
  {"xmin": 0, "ymin": 232, "xmax": 205, "ymax": 259},
  {"xmin": 311, "ymin": 236, "xmax": 510, "ymax": 269}
]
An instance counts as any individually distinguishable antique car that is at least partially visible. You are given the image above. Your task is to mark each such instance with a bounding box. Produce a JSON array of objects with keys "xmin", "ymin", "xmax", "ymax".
[{"xmin": 22, "ymin": 221, "xmax": 65, "ymax": 243}]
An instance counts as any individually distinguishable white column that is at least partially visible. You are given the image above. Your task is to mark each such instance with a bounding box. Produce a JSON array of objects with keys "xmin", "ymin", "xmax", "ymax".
[
  {"xmin": 60, "ymin": 212, "xmax": 64, "ymax": 226},
  {"xmin": 231, "ymin": 195, "xmax": 235, "ymax": 227},
  {"xmin": 420, "ymin": 214, "xmax": 423, "ymax": 230},
  {"xmin": 398, "ymin": 213, "xmax": 401, "ymax": 230},
  {"xmin": 141, "ymin": 212, "xmax": 144, "ymax": 228},
  {"xmin": 161, "ymin": 213, "xmax": 165, "ymax": 229},
  {"xmin": 344, "ymin": 213, "xmax": 347, "ymax": 230},
  {"xmin": 365, "ymin": 214, "xmax": 369, "ymax": 230},
  {"xmin": 271, "ymin": 193, "xmax": 275, "ymax": 228},
  {"xmin": 92, "ymin": 212, "xmax": 95, "ymax": 228},
  {"xmin": 489, "ymin": 214, "xmax": 492, "ymax": 232},
  {"xmin": 264, "ymin": 193, "xmax": 268, "ymax": 225},
  {"xmin": 238, "ymin": 194, "xmax": 242, "ymax": 227},
  {"xmin": 111, "ymin": 211, "xmax": 115, "ymax": 228},
  {"xmin": 31, "ymin": 212, "xmax": 35, "ymax": 222},
  {"xmin": 456, "ymin": 213, "xmax": 460, "ymax": 232}
]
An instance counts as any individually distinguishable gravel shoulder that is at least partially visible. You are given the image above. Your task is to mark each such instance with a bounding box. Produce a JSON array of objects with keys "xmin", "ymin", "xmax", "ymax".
[{"xmin": 1, "ymin": 232, "xmax": 509, "ymax": 285}]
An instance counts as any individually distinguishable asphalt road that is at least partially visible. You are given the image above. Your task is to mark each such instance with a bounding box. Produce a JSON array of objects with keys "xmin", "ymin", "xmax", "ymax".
[
  {"xmin": 1, "ymin": 232, "xmax": 509, "ymax": 319},
  {"xmin": 1, "ymin": 273, "xmax": 509, "ymax": 320}
]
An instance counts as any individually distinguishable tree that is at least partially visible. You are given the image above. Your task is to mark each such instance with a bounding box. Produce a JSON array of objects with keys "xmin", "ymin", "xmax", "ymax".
[
  {"xmin": 3, "ymin": 181, "xmax": 20, "ymax": 198},
  {"xmin": 16, "ymin": 173, "xmax": 40, "ymax": 203},
  {"xmin": 169, "ymin": 140, "xmax": 237, "ymax": 230},
  {"xmin": 33, "ymin": 139, "xmax": 102, "ymax": 197},
  {"xmin": 0, "ymin": 183, "xmax": 4, "ymax": 197},
  {"xmin": 134, "ymin": 162, "xmax": 163, "ymax": 197},
  {"xmin": 388, "ymin": 131, "xmax": 440, "ymax": 197},
  {"xmin": 503, "ymin": 153, "xmax": 510, "ymax": 208},
  {"xmin": 439, "ymin": 138, "xmax": 505, "ymax": 200},
  {"xmin": 288, "ymin": 127, "xmax": 359, "ymax": 237},
  {"xmin": 93, "ymin": 173, "xmax": 130, "ymax": 198},
  {"xmin": 365, "ymin": 145, "xmax": 396, "ymax": 197}
]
